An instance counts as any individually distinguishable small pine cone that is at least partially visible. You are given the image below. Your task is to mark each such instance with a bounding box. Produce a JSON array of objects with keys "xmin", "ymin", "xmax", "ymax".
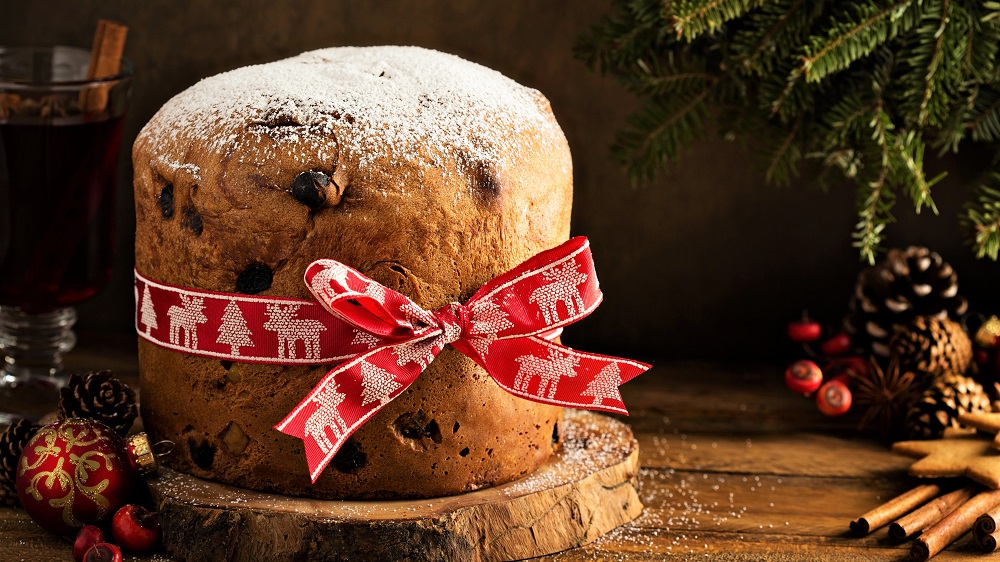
[
  {"xmin": 844, "ymin": 247, "xmax": 967, "ymax": 358},
  {"xmin": 59, "ymin": 370, "xmax": 138, "ymax": 437},
  {"xmin": 890, "ymin": 316, "xmax": 973, "ymax": 386},
  {"xmin": 0, "ymin": 418, "xmax": 39, "ymax": 506},
  {"xmin": 905, "ymin": 373, "xmax": 992, "ymax": 439}
]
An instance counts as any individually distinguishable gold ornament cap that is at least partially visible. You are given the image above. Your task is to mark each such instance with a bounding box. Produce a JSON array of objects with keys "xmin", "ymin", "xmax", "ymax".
[
  {"xmin": 976, "ymin": 316, "xmax": 1000, "ymax": 349},
  {"xmin": 125, "ymin": 432, "xmax": 157, "ymax": 475}
]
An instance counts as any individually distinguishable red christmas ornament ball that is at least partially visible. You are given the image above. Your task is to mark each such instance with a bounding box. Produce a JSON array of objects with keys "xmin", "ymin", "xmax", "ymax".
[
  {"xmin": 16, "ymin": 419, "xmax": 134, "ymax": 537},
  {"xmin": 820, "ymin": 332, "xmax": 852, "ymax": 357},
  {"xmin": 785, "ymin": 360, "xmax": 823, "ymax": 395},
  {"xmin": 816, "ymin": 378, "xmax": 852, "ymax": 416},
  {"xmin": 787, "ymin": 316, "xmax": 822, "ymax": 343}
]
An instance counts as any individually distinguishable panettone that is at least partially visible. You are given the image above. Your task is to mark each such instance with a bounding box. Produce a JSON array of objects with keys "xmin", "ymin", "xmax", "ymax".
[{"xmin": 132, "ymin": 46, "xmax": 573, "ymax": 499}]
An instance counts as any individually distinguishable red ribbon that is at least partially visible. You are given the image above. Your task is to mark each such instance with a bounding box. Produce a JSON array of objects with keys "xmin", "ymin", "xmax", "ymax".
[{"xmin": 135, "ymin": 237, "xmax": 649, "ymax": 481}]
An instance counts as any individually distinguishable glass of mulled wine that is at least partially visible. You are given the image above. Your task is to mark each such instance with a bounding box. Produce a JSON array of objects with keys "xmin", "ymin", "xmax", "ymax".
[{"xmin": 0, "ymin": 46, "xmax": 133, "ymax": 417}]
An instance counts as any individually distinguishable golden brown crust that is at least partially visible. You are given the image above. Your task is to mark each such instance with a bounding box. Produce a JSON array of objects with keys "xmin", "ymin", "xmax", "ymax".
[{"xmin": 133, "ymin": 47, "xmax": 572, "ymax": 498}]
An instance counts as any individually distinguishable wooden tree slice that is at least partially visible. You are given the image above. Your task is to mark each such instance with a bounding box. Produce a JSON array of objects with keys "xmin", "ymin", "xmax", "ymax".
[{"xmin": 147, "ymin": 410, "xmax": 641, "ymax": 562}]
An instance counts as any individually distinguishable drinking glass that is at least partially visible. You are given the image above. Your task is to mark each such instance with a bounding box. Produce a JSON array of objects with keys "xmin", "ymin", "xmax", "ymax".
[{"xmin": 0, "ymin": 46, "xmax": 133, "ymax": 421}]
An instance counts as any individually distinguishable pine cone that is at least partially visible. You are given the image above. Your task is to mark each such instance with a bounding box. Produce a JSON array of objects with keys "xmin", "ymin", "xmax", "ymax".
[
  {"xmin": 844, "ymin": 247, "xmax": 967, "ymax": 358},
  {"xmin": 890, "ymin": 316, "xmax": 973, "ymax": 387},
  {"xmin": 59, "ymin": 371, "xmax": 138, "ymax": 437},
  {"xmin": 0, "ymin": 418, "xmax": 39, "ymax": 506},
  {"xmin": 905, "ymin": 373, "xmax": 992, "ymax": 439}
]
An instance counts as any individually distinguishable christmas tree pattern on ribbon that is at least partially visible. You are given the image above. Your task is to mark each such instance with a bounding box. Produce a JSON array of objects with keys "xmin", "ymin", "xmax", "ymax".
[
  {"xmin": 582, "ymin": 362, "xmax": 623, "ymax": 406},
  {"xmin": 216, "ymin": 300, "xmax": 253, "ymax": 356},
  {"xmin": 139, "ymin": 284, "xmax": 157, "ymax": 336},
  {"xmin": 360, "ymin": 360, "xmax": 402, "ymax": 407},
  {"xmin": 468, "ymin": 299, "xmax": 513, "ymax": 357}
]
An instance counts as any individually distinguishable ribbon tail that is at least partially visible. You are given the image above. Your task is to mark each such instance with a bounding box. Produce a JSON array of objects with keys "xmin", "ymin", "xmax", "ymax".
[
  {"xmin": 478, "ymin": 336, "xmax": 650, "ymax": 415},
  {"xmin": 274, "ymin": 340, "xmax": 433, "ymax": 482}
]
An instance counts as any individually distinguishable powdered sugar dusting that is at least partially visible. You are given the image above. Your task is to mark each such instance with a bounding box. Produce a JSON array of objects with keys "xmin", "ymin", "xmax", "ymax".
[
  {"xmin": 503, "ymin": 409, "xmax": 634, "ymax": 497},
  {"xmin": 139, "ymin": 46, "xmax": 562, "ymax": 179},
  {"xmin": 155, "ymin": 155, "xmax": 202, "ymax": 181}
]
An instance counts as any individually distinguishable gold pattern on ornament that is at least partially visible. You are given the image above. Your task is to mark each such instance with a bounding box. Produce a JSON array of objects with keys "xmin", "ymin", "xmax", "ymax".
[{"xmin": 17, "ymin": 421, "xmax": 117, "ymax": 527}]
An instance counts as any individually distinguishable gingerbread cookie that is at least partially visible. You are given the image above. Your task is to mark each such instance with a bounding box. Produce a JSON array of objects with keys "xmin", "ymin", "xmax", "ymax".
[
  {"xmin": 959, "ymin": 412, "xmax": 1000, "ymax": 450},
  {"xmin": 893, "ymin": 432, "xmax": 1000, "ymax": 488}
]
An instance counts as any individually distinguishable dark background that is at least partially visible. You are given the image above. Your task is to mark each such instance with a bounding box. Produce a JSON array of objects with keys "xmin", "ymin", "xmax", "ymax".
[{"xmin": 3, "ymin": 1, "xmax": 998, "ymax": 361}]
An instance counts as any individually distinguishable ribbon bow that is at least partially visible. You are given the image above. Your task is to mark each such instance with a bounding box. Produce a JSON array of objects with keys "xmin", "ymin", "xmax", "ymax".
[{"xmin": 275, "ymin": 237, "xmax": 649, "ymax": 481}]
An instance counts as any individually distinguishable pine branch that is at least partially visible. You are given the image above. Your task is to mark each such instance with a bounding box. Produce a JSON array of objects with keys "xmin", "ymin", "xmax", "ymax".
[
  {"xmin": 964, "ymin": 3, "xmax": 1000, "ymax": 83},
  {"xmin": 576, "ymin": 0, "xmax": 1000, "ymax": 260},
  {"xmin": 965, "ymin": 170, "xmax": 1000, "ymax": 260},
  {"xmin": 629, "ymin": 50, "xmax": 718, "ymax": 96},
  {"xmin": 894, "ymin": 0, "xmax": 965, "ymax": 128},
  {"xmin": 762, "ymin": 65, "xmax": 810, "ymax": 122},
  {"xmin": 968, "ymin": 88, "xmax": 1000, "ymax": 142},
  {"xmin": 984, "ymin": 1, "xmax": 1000, "ymax": 23},
  {"xmin": 612, "ymin": 87, "xmax": 714, "ymax": 182},
  {"xmin": 893, "ymin": 130, "xmax": 943, "ymax": 214},
  {"xmin": 574, "ymin": 0, "xmax": 670, "ymax": 75},
  {"xmin": 854, "ymin": 164, "xmax": 895, "ymax": 265},
  {"xmin": 800, "ymin": 0, "xmax": 918, "ymax": 83},
  {"xmin": 763, "ymin": 118, "xmax": 803, "ymax": 185},
  {"xmin": 935, "ymin": 84, "xmax": 979, "ymax": 154},
  {"xmin": 670, "ymin": 0, "xmax": 769, "ymax": 41},
  {"xmin": 733, "ymin": 0, "xmax": 823, "ymax": 75},
  {"xmin": 853, "ymin": 107, "xmax": 897, "ymax": 264}
]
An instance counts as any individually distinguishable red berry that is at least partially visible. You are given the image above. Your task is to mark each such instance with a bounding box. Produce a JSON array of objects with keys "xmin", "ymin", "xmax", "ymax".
[
  {"xmin": 785, "ymin": 360, "xmax": 823, "ymax": 395},
  {"xmin": 83, "ymin": 543, "xmax": 122, "ymax": 562},
  {"xmin": 74, "ymin": 525, "xmax": 104, "ymax": 562},
  {"xmin": 816, "ymin": 379, "xmax": 852, "ymax": 416},
  {"xmin": 820, "ymin": 332, "xmax": 852, "ymax": 356},
  {"xmin": 111, "ymin": 504, "xmax": 161, "ymax": 552},
  {"xmin": 826, "ymin": 356, "xmax": 870, "ymax": 381},
  {"xmin": 787, "ymin": 316, "xmax": 822, "ymax": 343},
  {"xmin": 976, "ymin": 349, "xmax": 990, "ymax": 368}
]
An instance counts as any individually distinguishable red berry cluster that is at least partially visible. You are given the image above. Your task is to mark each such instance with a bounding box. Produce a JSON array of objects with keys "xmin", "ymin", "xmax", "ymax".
[
  {"xmin": 73, "ymin": 504, "xmax": 161, "ymax": 562},
  {"xmin": 784, "ymin": 313, "xmax": 867, "ymax": 417},
  {"xmin": 973, "ymin": 316, "xmax": 1000, "ymax": 382}
]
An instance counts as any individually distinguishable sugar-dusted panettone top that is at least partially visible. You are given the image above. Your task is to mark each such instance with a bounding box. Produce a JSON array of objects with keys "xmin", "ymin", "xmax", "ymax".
[{"xmin": 132, "ymin": 46, "xmax": 573, "ymax": 498}]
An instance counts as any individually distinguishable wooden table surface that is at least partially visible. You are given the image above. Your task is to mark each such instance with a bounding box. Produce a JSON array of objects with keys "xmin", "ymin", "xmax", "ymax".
[{"xmin": 0, "ymin": 337, "xmax": 979, "ymax": 561}]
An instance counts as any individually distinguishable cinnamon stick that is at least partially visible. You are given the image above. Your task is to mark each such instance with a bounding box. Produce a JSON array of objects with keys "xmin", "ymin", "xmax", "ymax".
[
  {"xmin": 972, "ymin": 514, "xmax": 1000, "ymax": 552},
  {"xmin": 849, "ymin": 484, "xmax": 941, "ymax": 535},
  {"xmin": 79, "ymin": 19, "xmax": 127, "ymax": 113},
  {"xmin": 975, "ymin": 503, "xmax": 1000, "ymax": 536},
  {"xmin": 888, "ymin": 486, "xmax": 976, "ymax": 542},
  {"xmin": 911, "ymin": 488, "xmax": 1000, "ymax": 561}
]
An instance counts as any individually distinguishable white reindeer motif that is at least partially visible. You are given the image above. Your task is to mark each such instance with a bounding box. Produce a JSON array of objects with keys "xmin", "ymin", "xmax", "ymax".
[
  {"xmin": 263, "ymin": 303, "xmax": 327, "ymax": 360},
  {"xmin": 514, "ymin": 348, "xmax": 580, "ymax": 399},
  {"xmin": 167, "ymin": 294, "xmax": 207, "ymax": 349},
  {"xmin": 528, "ymin": 262, "xmax": 588, "ymax": 324},
  {"xmin": 310, "ymin": 264, "xmax": 351, "ymax": 302},
  {"xmin": 304, "ymin": 382, "xmax": 348, "ymax": 454},
  {"xmin": 311, "ymin": 264, "xmax": 386, "ymax": 304}
]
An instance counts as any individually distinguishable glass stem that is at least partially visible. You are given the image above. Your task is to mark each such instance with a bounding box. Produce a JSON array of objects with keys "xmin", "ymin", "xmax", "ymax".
[{"xmin": 0, "ymin": 305, "xmax": 76, "ymax": 383}]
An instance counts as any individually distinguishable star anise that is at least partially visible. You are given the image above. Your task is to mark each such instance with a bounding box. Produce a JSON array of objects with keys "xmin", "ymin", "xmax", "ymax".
[{"xmin": 854, "ymin": 357, "xmax": 920, "ymax": 441}]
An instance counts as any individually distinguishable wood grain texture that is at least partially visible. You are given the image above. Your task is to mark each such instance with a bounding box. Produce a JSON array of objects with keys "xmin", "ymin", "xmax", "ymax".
[
  {"xmin": 0, "ymin": 350, "xmax": 942, "ymax": 560},
  {"xmin": 146, "ymin": 411, "xmax": 641, "ymax": 562}
]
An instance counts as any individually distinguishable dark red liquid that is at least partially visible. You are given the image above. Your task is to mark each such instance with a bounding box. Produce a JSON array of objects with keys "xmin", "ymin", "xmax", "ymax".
[{"xmin": 0, "ymin": 116, "xmax": 124, "ymax": 312}]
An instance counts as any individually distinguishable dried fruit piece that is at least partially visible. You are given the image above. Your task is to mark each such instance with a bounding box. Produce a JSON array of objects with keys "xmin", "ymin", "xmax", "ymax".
[
  {"xmin": 291, "ymin": 170, "xmax": 329, "ymax": 208},
  {"xmin": 236, "ymin": 263, "xmax": 273, "ymax": 294}
]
